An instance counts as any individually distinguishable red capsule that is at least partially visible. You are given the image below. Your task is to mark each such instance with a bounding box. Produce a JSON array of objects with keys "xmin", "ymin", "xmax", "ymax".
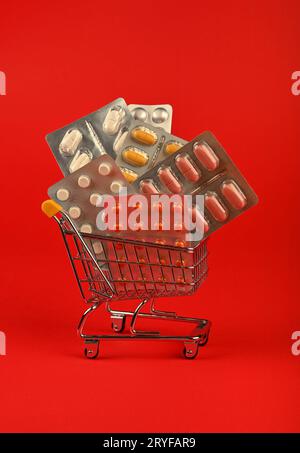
[
  {"xmin": 205, "ymin": 193, "xmax": 228, "ymax": 222},
  {"xmin": 193, "ymin": 142, "xmax": 219, "ymax": 171},
  {"xmin": 158, "ymin": 167, "xmax": 182, "ymax": 194},
  {"xmin": 139, "ymin": 180, "xmax": 159, "ymax": 194},
  {"xmin": 175, "ymin": 155, "xmax": 200, "ymax": 182},
  {"xmin": 221, "ymin": 180, "xmax": 247, "ymax": 210}
]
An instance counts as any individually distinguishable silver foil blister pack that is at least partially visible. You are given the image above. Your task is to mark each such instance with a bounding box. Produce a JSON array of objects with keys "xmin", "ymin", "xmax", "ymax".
[
  {"xmin": 47, "ymin": 154, "xmax": 134, "ymax": 241},
  {"xmin": 128, "ymin": 104, "xmax": 173, "ymax": 133},
  {"xmin": 46, "ymin": 98, "xmax": 131, "ymax": 175},
  {"xmin": 113, "ymin": 119, "xmax": 186, "ymax": 184},
  {"xmin": 134, "ymin": 131, "xmax": 258, "ymax": 240}
]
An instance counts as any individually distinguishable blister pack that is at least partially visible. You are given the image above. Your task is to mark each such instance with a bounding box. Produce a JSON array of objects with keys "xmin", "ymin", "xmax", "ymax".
[
  {"xmin": 47, "ymin": 154, "xmax": 134, "ymax": 240},
  {"xmin": 46, "ymin": 98, "xmax": 131, "ymax": 175},
  {"xmin": 97, "ymin": 193, "xmax": 207, "ymax": 292},
  {"xmin": 128, "ymin": 104, "xmax": 173, "ymax": 133},
  {"xmin": 134, "ymin": 131, "xmax": 258, "ymax": 239},
  {"xmin": 113, "ymin": 120, "xmax": 187, "ymax": 184}
]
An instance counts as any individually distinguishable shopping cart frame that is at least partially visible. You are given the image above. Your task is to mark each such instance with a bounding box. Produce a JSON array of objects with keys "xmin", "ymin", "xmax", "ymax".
[{"xmin": 42, "ymin": 200, "xmax": 211, "ymax": 359}]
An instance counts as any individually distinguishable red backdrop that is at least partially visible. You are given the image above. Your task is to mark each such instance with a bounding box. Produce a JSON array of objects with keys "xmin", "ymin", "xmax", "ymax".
[{"xmin": 0, "ymin": 0, "xmax": 299, "ymax": 433}]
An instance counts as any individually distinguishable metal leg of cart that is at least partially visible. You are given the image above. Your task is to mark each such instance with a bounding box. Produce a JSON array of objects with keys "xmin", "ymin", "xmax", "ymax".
[{"xmin": 77, "ymin": 297, "xmax": 211, "ymax": 359}]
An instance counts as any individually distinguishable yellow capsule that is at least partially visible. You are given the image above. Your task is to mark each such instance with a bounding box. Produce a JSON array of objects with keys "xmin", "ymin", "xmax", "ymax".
[
  {"xmin": 121, "ymin": 167, "xmax": 138, "ymax": 183},
  {"xmin": 164, "ymin": 141, "xmax": 183, "ymax": 155},
  {"xmin": 122, "ymin": 147, "xmax": 149, "ymax": 167},
  {"xmin": 131, "ymin": 127, "xmax": 157, "ymax": 146}
]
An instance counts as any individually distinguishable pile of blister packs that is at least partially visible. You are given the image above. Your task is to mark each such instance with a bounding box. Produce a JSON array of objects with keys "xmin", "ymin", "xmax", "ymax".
[{"xmin": 46, "ymin": 98, "xmax": 258, "ymax": 247}]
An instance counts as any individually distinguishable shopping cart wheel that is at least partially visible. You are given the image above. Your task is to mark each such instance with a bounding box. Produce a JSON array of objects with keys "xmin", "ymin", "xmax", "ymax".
[
  {"xmin": 183, "ymin": 342, "xmax": 199, "ymax": 359},
  {"xmin": 199, "ymin": 331, "xmax": 210, "ymax": 347},
  {"xmin": 111, "ymin": 315, "xmax": 126, "ymax": 333},
  {"xmin": 84, "ymin": 340, "xmax": 100, "ymax": 359}
]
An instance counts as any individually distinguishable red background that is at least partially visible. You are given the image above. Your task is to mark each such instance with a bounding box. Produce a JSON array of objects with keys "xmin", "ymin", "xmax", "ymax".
[{"xmin": 0, "ymin": 0, "xmax": 300, "ymax": 433}]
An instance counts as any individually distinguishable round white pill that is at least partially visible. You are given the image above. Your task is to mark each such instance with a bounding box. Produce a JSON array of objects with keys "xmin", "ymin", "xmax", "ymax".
[
  {"xmin": 110, "ymin": 180, "xmax": 124, "ymax": 193},
  {"xmin": 69, "ymin": 206, "xmax": 81, "ymax": 219},
  {"xmin": 98, "ymin": 162, "xmax": 112, "ymax": 176},
  {"xmin": 80, "ymin": 224, "xmax": 92, "ymax": 234},
  {"xmin": 92, "ymin": 241, "xmax": 103, "ymax": 255},
  {"xmin": 90, "ymin": 193, "xmax": 103, "ymax": 206},
  {"xmin": 78, "ymin": 175, "xmax": 91, "ymax": 188},
  {"xmin": 56, "ymin": 188, "xmax": 70, "ymax": 201}
]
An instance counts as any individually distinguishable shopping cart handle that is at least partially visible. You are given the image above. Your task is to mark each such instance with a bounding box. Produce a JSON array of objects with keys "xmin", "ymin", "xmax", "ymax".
[{"xmin": 41, "ymin": 199, "xmax": 63, "ymax": 218}]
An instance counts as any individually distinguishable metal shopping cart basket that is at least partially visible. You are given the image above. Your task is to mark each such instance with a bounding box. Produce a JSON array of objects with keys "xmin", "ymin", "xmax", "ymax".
[{"xmin": 42, "ymin": 200, "xmax": 211, "ymax": 359}]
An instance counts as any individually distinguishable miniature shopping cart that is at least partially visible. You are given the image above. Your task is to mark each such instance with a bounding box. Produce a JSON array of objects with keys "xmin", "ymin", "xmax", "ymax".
[{"xmin": 42, "ymin": 200, "xmax": 211, "ymax": 359}]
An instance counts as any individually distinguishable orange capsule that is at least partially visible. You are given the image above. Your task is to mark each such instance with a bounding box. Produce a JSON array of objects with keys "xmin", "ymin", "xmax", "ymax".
[
  {"xmin": 175, "ymin": 240, "xmax": 186, "ymax": 248},
  {"xmin": 131, "ymin": 127, "xmax": 157, "ymax": 146},
  {"xmin": 120, "ymin": 167, "xmax": 138, "ymax": 183},
  {"xmin": 122, "ymin": 147, "xmax": 149, "ymax": 167},
  {"xmin": 164, "ymin": 141, "xmax": 183, "ymax": 155}
]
